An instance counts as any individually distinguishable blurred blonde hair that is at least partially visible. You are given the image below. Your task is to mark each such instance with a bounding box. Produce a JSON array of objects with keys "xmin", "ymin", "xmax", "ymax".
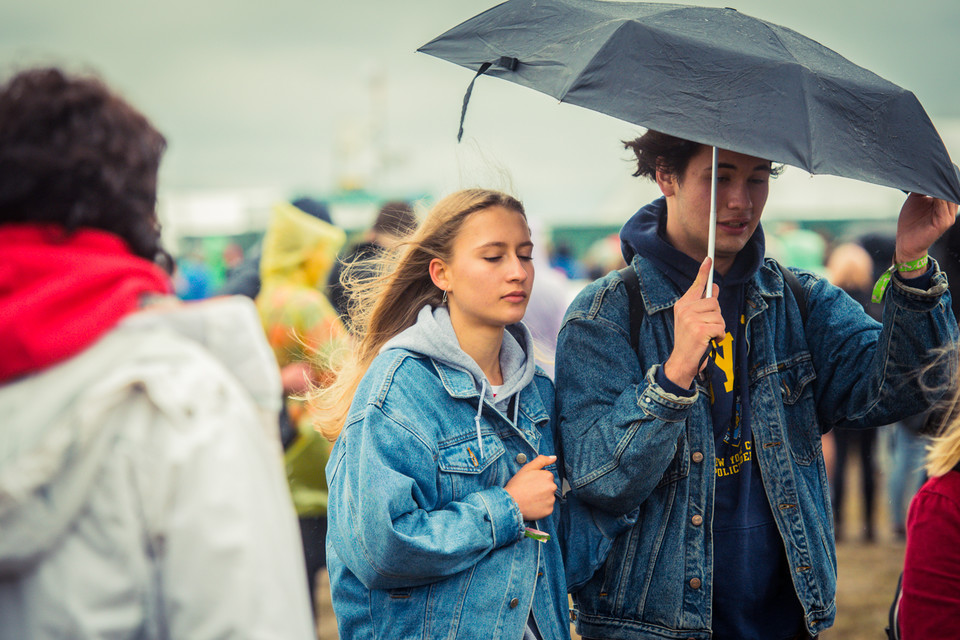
[
  {"xmin": 925, "ymin": 379, "xmax": 960, "ymax": 477},
  {"xmin": 311, "ymin": 188, "xmax": 525, "ymax": 440}
]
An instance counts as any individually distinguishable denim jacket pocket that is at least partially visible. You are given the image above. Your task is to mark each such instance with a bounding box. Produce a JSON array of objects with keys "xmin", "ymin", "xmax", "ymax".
[
  {"xmin": 777, "ymin": 355, "xmax": 820, "ymax": 465},
  {"xmin": 437, "ymin": 433, "xmax": 507, "ymax": 501}
]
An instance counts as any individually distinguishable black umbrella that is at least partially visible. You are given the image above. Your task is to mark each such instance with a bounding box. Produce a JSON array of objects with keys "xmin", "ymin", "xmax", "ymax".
[{"xmin": 418, "ymin": 0, "xmax": 960, "ymax": 206}]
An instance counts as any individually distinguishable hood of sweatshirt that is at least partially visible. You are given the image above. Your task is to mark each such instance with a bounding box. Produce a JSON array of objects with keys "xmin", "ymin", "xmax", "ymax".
[
  {"xmin": 0, "ymin": 224, "xmax": 172, "ymax": 383},
  {"xmin": 380, "ymin": 305, "xmax": 537, "ymax": 419},
  {"xmin": 620, "ymin": 196, "xmax": 765, "ymax": 290}
]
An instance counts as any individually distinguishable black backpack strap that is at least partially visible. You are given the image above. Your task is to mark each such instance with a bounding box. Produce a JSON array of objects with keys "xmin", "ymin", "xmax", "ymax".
[
  {"xmin": 618, "ymin": 264, "xmax": 644, "ymax": 354},
  {"xmin": 776, "ymin": 260, "xmax": 809, "ymax": 324},
  {"xmin": 620, "ymin": 260, "xmax": 806, "ymax": 353},
  {"xmin": 885, "ymin": 571, "xmax": 904, "ymax": 640}
]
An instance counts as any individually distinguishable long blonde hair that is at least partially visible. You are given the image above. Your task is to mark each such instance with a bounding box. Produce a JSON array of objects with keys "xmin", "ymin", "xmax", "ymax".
[{"xmin": 311, "ymin": 188, "xmax": 526, "ymax": 440}]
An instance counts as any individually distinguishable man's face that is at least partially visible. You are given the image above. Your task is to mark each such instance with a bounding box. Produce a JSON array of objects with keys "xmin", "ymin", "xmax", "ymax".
[{"xmin": 659, "ymin": 146, "xmax": 772, "ymax": 274}]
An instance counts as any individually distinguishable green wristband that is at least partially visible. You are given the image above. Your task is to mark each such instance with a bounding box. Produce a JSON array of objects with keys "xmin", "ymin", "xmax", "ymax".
[
  {"xmin": 871, "ymin": 255, "xmax": 930, "ymax": 303},
  {"xmin": 895, "ymin": 255, "xmax": 929, "ymax": 273}
]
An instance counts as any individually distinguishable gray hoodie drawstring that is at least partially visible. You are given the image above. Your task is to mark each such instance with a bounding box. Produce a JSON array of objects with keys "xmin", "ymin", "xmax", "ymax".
[
  {"xmin": 475, "ymin": 381, "xmax": 523, "ymax": 462},
  {"xmin": 475, "ymin": 379, "xmax": 486, "ymax": 459}
]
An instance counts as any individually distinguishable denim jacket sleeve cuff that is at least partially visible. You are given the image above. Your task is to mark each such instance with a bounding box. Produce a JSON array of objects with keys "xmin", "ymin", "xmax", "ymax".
[
  {"xmin": 467, "ymin": 486, "xmax": 525, "ymax": 549},
  {"xmin": 888, "ymin": 258, "xmax": 950, "ymax": 310},
  {"xmin": 654, "ymin": 365, "xmax": 696, "ymax": 397},
  {"xmin": 636, "ymin": 365, "xmax": 698, "ymax": 422},
  {"xmin": 893, "ymin": 265, "xmax": 933, "ymax": 291}
]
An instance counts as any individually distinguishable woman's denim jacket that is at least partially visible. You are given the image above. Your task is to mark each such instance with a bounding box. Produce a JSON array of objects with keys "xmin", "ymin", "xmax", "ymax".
[
  {"xmin": 326, "ymin": 349, "xmax": 634, "ymax": 640},
  {"xmin": 555, "ymin": 256, "xmax": 958, "ymax": 640}
]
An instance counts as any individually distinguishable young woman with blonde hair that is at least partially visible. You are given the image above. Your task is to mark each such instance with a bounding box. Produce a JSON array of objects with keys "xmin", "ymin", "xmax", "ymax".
[{"xmin": 315, "ymin": 188, "xmax": 631, "ymax": 640}]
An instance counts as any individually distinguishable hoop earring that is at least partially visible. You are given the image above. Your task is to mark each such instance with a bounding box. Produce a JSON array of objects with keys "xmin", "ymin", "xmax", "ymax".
[{"xmin": 441, "ymin": 289, "xmax": 448, "ymax": 306}]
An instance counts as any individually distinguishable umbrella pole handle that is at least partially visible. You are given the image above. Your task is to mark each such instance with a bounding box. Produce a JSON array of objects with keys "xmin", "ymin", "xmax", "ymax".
[{"xmin": 706, "ymin": 146, "xmax": 718, "ymax": 298}]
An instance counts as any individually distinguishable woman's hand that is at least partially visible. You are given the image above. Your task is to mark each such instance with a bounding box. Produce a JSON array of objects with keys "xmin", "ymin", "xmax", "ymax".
[{"xmin": 504, "ymin": 455, "xmax": 558, "ymax": 521}]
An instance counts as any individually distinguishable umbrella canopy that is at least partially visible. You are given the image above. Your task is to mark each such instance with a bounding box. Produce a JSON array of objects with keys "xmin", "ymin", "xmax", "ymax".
[{"xmin": 419, "ymin": 0, "xmax": 960, "ymax": 204}]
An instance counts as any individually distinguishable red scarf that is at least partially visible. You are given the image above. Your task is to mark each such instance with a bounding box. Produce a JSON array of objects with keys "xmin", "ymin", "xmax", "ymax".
[{"xmin": 0, "ymin": 224, "xmax": 172, "ymax": 383}]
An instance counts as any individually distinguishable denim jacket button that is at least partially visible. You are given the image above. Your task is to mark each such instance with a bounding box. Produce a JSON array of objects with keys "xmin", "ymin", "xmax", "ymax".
[
  {"xmin": 509, "ymin": 597, "xmax": 520, "ymax": 608},
  {"xmin": 516, "ymin": 453, "xmax": 527, "ymax": 464},
  {"xmin": 691, "ymin": 515, "xmax": 703, "ymax": 526},
  {"xmin": 692, "ymin": 451, "xmax": 704, "ymax": 463},
  {"xmin": 689, "ymin": 578, "xmax": 702, "ymax": 589}
]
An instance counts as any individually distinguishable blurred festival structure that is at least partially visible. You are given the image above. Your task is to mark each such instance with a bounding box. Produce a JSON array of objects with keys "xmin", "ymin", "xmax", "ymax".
[{"xmin": 154, "ymin": 94, "xmax": 960, "ymax": 297}]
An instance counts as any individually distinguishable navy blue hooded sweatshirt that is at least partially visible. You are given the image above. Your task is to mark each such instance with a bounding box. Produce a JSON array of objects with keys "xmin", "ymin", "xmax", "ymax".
[{"xmin": 620, "ymin": 198, "xmax": 805, "ymax": 640}]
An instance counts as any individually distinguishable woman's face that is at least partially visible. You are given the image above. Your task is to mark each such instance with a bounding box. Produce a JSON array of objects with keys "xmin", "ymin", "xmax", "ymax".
[{"xmin": 434, "ymin": 205, "xmax": 534, "ymax": 332}]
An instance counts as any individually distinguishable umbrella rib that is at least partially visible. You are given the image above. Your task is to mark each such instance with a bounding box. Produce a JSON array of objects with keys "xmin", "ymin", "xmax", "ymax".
[{"xmin": 758, "ymin": 22, "xmax": 817, "ymax": 168}]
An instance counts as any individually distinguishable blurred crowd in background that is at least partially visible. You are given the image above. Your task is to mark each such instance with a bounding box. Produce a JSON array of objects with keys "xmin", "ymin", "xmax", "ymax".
[{"xmin": 173, "ymin": 193, "xmax": 960, "ymax": 555}]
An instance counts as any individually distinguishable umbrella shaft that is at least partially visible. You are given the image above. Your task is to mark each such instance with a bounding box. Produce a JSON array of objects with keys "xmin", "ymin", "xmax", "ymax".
[{"xmin": 706, "ymin": 146, "xmax": 718, "ymax": 297}]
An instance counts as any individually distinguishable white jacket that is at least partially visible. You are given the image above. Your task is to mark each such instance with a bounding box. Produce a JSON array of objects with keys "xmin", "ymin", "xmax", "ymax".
[{"xmin": 0, "ymin": 296, "xmax": 315, "ymax": 639}]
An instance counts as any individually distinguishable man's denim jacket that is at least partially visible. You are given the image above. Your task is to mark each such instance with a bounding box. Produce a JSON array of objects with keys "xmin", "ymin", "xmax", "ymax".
[
  {"xmin": 555, "ymin": 256, "xmax": 958, "ymax": 640},
  {"xmin": 326, "ymin": 349, "xmax": 634, "ymax": 640}
]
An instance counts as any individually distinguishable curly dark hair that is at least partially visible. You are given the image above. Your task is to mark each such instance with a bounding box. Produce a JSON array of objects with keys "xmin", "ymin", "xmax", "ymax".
[
  {"xmin": 625, "ymin": 130, "xmax": 784, "ymax": 183},
  {"xmin": 0, "ymin": 67, "xmax": 171, "ymax": 270},
  {"xmin": 624, "ymin": 130, "xmax": 703, "ymax": 181}
]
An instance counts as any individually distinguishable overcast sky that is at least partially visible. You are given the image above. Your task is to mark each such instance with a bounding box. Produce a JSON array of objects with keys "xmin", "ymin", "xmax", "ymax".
[{"xmin": 2, "ymin": 0, "xmax": 958, "ymax": 224}]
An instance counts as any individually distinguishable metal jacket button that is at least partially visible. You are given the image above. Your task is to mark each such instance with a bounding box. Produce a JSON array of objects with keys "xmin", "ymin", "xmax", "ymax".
[
  {"xmin": 692, "ymin": 451, "xmax": 704, "ymax": 463},
  {"xmin": 689, "ymin": 578, "xmax": 702, "ymax": 589},
  {"xmin": 509, "ymin": 597, "xmax": 519, "ymax": 608},
  {"xmin": 516, "ymin": 453, "xmax": 527, "ymax": 464},
  {"xmin": 691, "ymin": 515, "xmax": 703, "ymax": 526}
]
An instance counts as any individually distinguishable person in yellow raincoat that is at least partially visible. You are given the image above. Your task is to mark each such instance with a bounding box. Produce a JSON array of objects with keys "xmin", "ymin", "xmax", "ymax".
[{"xmin": 255, "ymin": 200, "xmax": 350, "ymax": 621}]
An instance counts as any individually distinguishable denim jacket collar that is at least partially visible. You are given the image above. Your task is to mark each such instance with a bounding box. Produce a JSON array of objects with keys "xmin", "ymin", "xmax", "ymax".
[
  {"xmin": 633, "ymin": 254, "xmax": 786, "ymax": 322},
  {"xmin": 430, "ymin": 357, "xmax": 551, "ymax": 428}
]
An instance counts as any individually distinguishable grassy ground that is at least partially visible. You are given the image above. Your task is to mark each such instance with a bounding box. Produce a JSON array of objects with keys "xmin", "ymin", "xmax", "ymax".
[{"xmin": 314, "ymin": 458, "xmax": 905, "ymax": 640}]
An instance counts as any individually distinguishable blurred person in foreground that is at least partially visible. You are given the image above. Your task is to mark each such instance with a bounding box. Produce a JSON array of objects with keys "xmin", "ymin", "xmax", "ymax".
[
  {"xmin": 255, "ymin": 199, "xmax": 350, "ymax": 620},
  {"xmin": 555, "ymin": 129, "xmax": 958, "ymax": 640},
  {"xmin": 899, "ymin": 370, "xmax": 960, "ymax": 637},
  {"xmin": 327, "ymin": 199, "xmax": 418, "ymax": 327},
  {"xmin": 0, "ymin": 67, "xmax": 314, "ymax": 639}
]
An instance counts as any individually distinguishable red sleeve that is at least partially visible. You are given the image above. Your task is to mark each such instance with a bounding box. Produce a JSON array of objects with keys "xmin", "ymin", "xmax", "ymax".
[{"xmin": 900, "ymin": 475, "xmax": 960, "ymax": 639}]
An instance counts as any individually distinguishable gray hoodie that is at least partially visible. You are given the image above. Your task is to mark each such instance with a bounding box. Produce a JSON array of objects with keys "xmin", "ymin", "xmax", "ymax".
[{"xmin": 381, "ymin": 305, "xmax": 537, "ymax": 456}]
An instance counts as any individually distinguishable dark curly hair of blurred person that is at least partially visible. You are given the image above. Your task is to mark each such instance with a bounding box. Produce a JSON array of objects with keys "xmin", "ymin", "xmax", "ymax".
[{"xmin": 0, "ymin": 67, "xmax": 172, "ymax": 271}]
